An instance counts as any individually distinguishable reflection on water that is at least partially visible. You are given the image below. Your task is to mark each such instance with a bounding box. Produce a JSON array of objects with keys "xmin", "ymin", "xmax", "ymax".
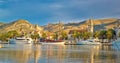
[{"xmin": 0, "ymin": 44, "xmax": 120, "ymax": 63}]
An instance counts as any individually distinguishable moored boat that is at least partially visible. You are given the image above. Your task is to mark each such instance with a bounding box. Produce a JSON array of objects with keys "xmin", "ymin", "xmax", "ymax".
[
  {"xmin": 76, "ymin": 39, "xmax": 101, "ymax": 45},
  {"xmin": 9, "ymin": 37, "xmax": 33, "ymax": 44},
  {"xmin": 112, "ymin": 38, "xmax": 120, "ymax": 45}
]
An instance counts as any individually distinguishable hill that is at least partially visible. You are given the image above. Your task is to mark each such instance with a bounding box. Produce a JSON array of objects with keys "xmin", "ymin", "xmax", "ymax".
[
  {"xmin": 44, "ymin": 18, "xmax": 120, "ymax": 32},
  {"xmin": 0, "ymin": 18, "xmax": 119, "ymax": 34},
  {"xmin": 0, "ymin": 19, "xmax": 43, "ymax": 33},
  {"xmin": 0, "ymin": 22, "xmax": 4, "ymax": 26}
]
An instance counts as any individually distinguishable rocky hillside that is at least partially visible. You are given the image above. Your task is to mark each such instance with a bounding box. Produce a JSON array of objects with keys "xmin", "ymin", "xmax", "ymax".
[
  {"xmin": 0, "ymin": 18, "xmax": 119, "ymax": 34},
  {"xmin": 0, "ymin": 22, "xmax": 4, "ymax": 26},
  {"xmin": 44, "ymin": 18, "xmax": 120, "ymax": 32},
  {"xmin": 0, "ymin": 19, "xmax": 43, "ymax": 33}
]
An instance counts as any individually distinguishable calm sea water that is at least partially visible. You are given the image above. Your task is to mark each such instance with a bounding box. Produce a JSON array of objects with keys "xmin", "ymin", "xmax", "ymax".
[{"xmin": 0, "ymin": 44, "xmax": 120, "ymax": 63}]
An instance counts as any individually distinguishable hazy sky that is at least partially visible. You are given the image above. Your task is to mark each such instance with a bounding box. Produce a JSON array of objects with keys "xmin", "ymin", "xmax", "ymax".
[{"xmin": 0, "ymin": 0, "xmax": 120, "ymax": 25}]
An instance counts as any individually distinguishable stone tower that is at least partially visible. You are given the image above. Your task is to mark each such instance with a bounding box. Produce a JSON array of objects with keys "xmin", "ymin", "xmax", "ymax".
[{"xmin": 88, "ymin": 19, "xmax": 94, "ymax": 33}]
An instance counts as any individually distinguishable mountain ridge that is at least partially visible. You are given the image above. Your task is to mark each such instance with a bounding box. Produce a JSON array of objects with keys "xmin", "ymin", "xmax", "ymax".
[
  {"xmin": 0, "ymin": 18, "xmax": 119, "ymax": 34},
  {"xmin": 0, "ymin": 19, "xmax": 43, "ymax": 33},
  {"xmin": 44, "ymin": 18, "xmax": 120, "ymax": 32}
]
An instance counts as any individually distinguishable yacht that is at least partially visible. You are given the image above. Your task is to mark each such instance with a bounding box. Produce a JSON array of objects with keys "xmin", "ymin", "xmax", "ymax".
[
  {"xmin": 76, "ymin": 39, "xmax": 101, "ymax": 45},
  {"xmin": 9, "ymin": 37, "xmax": 33, "ymax": 44}
]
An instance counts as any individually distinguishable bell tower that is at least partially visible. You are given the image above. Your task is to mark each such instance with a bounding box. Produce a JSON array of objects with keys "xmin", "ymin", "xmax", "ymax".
[{"xmin": 88, "ymin": 19, "xmax": 94, "ymax": 33}]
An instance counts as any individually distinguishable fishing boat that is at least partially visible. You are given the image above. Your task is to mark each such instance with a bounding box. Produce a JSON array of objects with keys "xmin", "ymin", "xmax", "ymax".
[
  {"xmin": 76, "ymin": 39, "xmax": 101, "ymax": 45},
  {"xmin": 9, "ymin": 37, "xmax": 33, "ymax": 44}
]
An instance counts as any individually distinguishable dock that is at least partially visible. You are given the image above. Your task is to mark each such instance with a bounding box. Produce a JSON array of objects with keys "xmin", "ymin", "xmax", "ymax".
[
  {"xmin": 101, "ymin": 43, "xmax": 112, "ymax": 46},
  {"xmin": 64, "ymin": 41, "xmax": 113, "ymax": 45}
]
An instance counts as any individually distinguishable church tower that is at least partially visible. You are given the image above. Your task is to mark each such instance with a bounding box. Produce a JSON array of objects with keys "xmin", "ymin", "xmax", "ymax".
[{"xmin": 88, "ymin": 19, "xmax": 94, "ymax": 33}]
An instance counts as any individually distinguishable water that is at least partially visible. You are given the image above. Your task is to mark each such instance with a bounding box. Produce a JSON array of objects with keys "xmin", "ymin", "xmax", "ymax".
[{"xmin": 0, "ymin": 44, "xmax": 120, "ymax": 63}]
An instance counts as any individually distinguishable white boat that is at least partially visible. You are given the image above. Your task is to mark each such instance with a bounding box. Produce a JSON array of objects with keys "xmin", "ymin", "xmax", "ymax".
[
  {"xmin": 9, "ymin": 37, "xmax": 33, "ymax": 44},
  {"xmin": 76, "ymin": 39, "xmax": 101, "ymax": 45},
  {"xmin": 112, "ymin": 38, "xmax": 120, "ymax": 45}
]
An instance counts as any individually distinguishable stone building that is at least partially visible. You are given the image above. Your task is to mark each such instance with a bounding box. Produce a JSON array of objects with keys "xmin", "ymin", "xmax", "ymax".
[
  {"xmin": 87, "ymin": 19, "xmax": 94, "ymax": 33},
  {"xmin": 33, "ymin": 24, "xmax": 43, "ymax": 37},
  {"xmin": 114, "ymin": 19, "xmax": 120, "ymax": 37}
]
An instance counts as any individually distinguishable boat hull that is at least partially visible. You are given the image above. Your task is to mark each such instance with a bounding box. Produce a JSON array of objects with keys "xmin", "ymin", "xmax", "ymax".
[
  {"xmin": 77, "ymin": 41, "xmax": 101, "ymax": 45},
  {"xmin": 9, "ymin": 39, "xmax": 33, "ymax": 44},
  {"xmin": 40, "ymin": 41, "xmax": 65, "ymax": 45}
]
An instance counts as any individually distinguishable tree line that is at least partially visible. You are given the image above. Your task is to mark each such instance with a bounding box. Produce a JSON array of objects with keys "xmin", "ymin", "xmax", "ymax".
[{"xmin": 0, "ymin": 29, "xmax": 120, "ymax": 42}]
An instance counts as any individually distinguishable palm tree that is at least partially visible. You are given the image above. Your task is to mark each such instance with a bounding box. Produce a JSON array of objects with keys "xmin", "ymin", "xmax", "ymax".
[
  {"xmin": 61, "ymin": 31, "xmax": 68, "ymax": 40},
  {"xmin": 0, "ymin": 33, "xmax": 8, "ymax": 41},
  {"xmin": 107, "ymin": 29, "xmax": 117, "ymax": 41},
  {"xmin": 31, "ymin": 33, "xmax": 40, "ymax": 42},
  {"xmin": 0, "ymin": 30, "xmax": 19, "ymax": 42},
  {"xmin": 106, "ymin": 30, "xmax": 113, "ymax": 42},
  {"xmin": 83, "ymin": 32, "xmax": 91, "ymax": 40},
  {"xmin": 52, "ymin": 33, "xmax": 58, "ymax": 40},
  {"xmin": 94, "ymin": 31, "xmax": 100, "ymax": 38},
  {"xmin": 41, "ymin": 32, "xmax": 47, "ymax": 39},
  {"xmin": 6, "ymin": 30, "xmax": 19, "ymax": 39},
  {"xmin": 99, "ymin": 30, "xmax": 107, "ymax": 42}
]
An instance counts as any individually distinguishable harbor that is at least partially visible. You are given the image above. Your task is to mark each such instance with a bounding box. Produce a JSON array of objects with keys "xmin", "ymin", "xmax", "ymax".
[
  {"xmin": 0, "ymin": 44, "xmax": 120, "ymax": 63},
  {"xmin": 0, "ymin": 0, "xmax": 120, "ymax": 63}
]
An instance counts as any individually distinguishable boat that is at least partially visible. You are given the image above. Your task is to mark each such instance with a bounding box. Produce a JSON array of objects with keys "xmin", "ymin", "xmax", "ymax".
[
  {"xmin": 76, "ymin": 39, "xmax": 101, "ymax": 45},
  {"xmin": 9, "ymin": 37, "xmax": 33, "ymax": 44},
  {"xmin": 39, "ymin": 39, "xmax": 65, "ymax": 45},
  {"xmin": 112, "ymin": 38, "xmax": 120, "ymax": 45},
  {"xmin": 76, "ymin": 19, "xmax": 101, "ymax": 45}
]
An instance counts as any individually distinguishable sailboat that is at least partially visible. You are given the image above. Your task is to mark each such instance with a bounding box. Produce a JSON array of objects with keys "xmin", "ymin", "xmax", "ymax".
[{"xmin": 40, "ymin": 21, "xmax": 65, "ymax": 45}]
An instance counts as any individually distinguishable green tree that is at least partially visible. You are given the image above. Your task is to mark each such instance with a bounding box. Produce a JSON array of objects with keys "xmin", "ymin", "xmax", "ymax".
[
  {"xmin": 31, "ymin": 33, "xmax": 40, "ymax": 42},
  {"xmin": 61, "ymin": 31, "xmax": 68, "ymax": 40},
  {"xmin": 0, "ymin": 33, "xmax": 8, "ymax": 41},
  {"xmin": 72, "ymin": 31, "xmax": 78, "ymax": 40},
  {"xmin": 94, "ymin": 31, "xmax": 100, "ymax": 38},
  {"xmin": 52, "ymin": 33, "xmax": 58, "ymax": 40},
  {"xmin": 31, "ymin": 34, "xmax": 40, "ymax": 39},
  {"xmin": 99, "ymin": 30, "xmax": 107, "ymax": 42},
  {"xmin": 106, "ymin": 30, "xmax": 113, "ymax": 42},
  {"xmin": 107, "ymin": 29, "xmax": 116, "ymax": 42},
  {"xmin": 41, "ymin": 32, "xmax": 47, "ymax": 39},
  {"xmin": 0, "ymin": 30, "xmax": 19, "ymax": 42},
  {"xmin": 6, "ymin": 30, "xmax": 19, "ymax": 38},
  {"xmin": 83, "ymin": 32, "xmax": 91, "ymax": 40},
  {"xmin": 79, "ymin": 32, "xmax": 84, "ymax": 40}
]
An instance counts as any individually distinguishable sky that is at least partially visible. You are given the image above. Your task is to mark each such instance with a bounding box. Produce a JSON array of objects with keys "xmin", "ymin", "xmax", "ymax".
[{"xmin": 0, "ymin": 0, "xmax": 120, "ymax": 25}]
